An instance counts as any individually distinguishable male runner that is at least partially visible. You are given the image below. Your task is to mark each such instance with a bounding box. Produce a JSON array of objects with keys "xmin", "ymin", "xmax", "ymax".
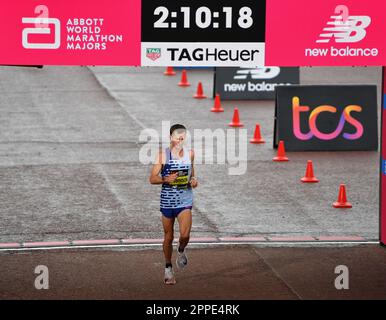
[{"xmin": 149, "ymin": 124, "xmax": 198, "ymax": 285}]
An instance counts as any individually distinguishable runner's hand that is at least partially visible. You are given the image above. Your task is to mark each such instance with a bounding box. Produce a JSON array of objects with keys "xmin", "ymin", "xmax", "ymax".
[
  {"xmin": 163, "ymin": 172, "xmax": 178, "ymax": 184},
  {"xmin": 190, "ymin": 177, "xmax": 198, "ymax": 188}
]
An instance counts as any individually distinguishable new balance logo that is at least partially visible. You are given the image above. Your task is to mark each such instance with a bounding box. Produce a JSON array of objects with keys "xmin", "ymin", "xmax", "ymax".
[
  {"xmin": 316, "ymin": 6, "xmax": 371, "ymax": 44},
  {"xmin": 234, "ymin": 67, "xmax": 281, "ymax": 80}
]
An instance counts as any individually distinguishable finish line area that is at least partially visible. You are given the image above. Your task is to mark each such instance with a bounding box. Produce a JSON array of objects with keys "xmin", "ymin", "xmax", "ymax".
[
  {"xmin": 0, "ymin": 237, "xmax": 374, "ymax": 252},
  {"xmin": 0, "ymin": 66, "xmax": 380, "ymax": 247},
  {"xmin": 2, "ymin": 0, "xmax": 386, "ymax": 307},
  {"xmin": 1, "ymin": 0, "xmax": 386, "ymax": 303}
]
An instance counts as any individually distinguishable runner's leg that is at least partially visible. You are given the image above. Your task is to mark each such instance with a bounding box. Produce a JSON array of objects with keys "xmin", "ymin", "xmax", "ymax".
[
  {"xmin": 177, "ymin": 209, "xmax": 192, "ymax": 252},
  {"xmin": 161, "ymin": 215, "xmax": 175, "ymax": 264}
]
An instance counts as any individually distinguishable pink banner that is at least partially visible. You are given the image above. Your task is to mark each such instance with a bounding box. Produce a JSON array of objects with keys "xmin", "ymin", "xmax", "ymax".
[
  {"xmin": 0, "ymin": 0, "xmax": 141, "ymax": 65},
  {"xmin": 266, "ymin": 0, "xmax": 386, "ymax": 66},
  {"xmin": 382, "ymin": 67, "xmax": 386, "ymax": 245}
]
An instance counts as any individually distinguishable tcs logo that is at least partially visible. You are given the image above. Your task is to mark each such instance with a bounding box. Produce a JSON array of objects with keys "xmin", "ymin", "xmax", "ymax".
[{"xmin": 292, "ymin": 96, "xmax": 363, "ymax": 141}]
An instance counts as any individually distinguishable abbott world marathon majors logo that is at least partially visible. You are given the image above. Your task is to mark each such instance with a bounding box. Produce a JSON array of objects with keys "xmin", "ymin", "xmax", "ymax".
[
  {"xmin": 305, "ymin": 5, "xmax": 378, "ymax": 57},
  {"xmin": 22, "ymin": 6, "xmax": 124, "ymax": 51}
]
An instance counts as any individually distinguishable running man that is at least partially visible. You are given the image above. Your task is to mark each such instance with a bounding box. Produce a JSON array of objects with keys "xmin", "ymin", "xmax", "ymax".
[{"xmin": 149, "ymin": 124, "xmax": 198, "ymax": 285}]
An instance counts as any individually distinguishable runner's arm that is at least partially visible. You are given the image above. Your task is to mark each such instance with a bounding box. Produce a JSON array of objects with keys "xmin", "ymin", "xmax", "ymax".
[
  {"xmin": 190, "ymin": 149, "xmax": 198, "ymax": 188},
  {"xmin": 149, "ymin": 150, "xmax": 164, "ymax": 185},
  {"xmin": 149, "ymin": 150, "xmax": 177, "ymax": 184}
]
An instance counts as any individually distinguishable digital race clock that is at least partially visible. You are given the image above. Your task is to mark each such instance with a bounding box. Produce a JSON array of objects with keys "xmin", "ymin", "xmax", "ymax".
[{"xmin": 141, "ymin": 0, "xmax": 266, "ymax": 67}]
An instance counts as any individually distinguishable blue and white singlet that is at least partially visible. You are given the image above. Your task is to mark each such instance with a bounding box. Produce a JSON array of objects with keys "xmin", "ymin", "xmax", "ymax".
[{"xmin": 160, "ymin": 147, "xmax": 193, "ymax": 210}]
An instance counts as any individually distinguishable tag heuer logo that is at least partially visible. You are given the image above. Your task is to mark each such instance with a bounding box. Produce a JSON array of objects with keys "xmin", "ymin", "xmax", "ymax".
[{"xmin": 146, "ymin": 48, "xmax": 161, "ymax": 61}]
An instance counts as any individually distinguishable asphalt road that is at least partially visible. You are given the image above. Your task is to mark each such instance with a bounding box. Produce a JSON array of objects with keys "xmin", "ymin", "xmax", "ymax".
[{"xmin": 0, "ymin": 244, "xmax": 385, "ymax": 300}]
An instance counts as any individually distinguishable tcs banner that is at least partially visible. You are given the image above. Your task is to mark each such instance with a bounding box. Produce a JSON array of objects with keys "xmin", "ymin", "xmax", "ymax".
[
  {"xmin": 0, "ymin": 0, "xmax": 141, "ymax": 65},
  {"xmin": 266, "ymin": 0, "xmax": 386, "ymax": 66},
  {"xmin": 274, "ymin": 85, "xmax": 378, "ymax": 151}
]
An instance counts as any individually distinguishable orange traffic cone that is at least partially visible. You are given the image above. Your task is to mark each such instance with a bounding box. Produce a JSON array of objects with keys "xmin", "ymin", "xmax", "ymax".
[
  {"xmin": 178, "ymin": 69, "xmax": 190, "ymax": 87},
  {"xmin": 301, "ymin": 160, "xmax": 319, "ymax": 183},
  {"xmin": 211, "ymin": 94, "xmax": 224, "ymax": 112},
  {"xmin": 273, "ymin": 140, "xmax": 289, "ymax": 162},
  {"xmin": 333, "ymin": 184, "xmax": 352, "ymax": 208},
  {"xmin": 164, "ymin": 66, "xmax": 176, "ymax": 76},
  {"xmin": 229, "ymin": 108, "xmax": 244, "ymax": 127},
  {"xmin": 250, "ymin": 124, "xmax": 265, "ymax": 144},
  {"xmin": 194, "ymin": 82, "xmax": 207, "ymax": 99}
]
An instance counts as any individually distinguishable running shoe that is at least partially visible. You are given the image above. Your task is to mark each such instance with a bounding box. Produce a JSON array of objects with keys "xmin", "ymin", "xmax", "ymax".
[
  {"xmin": 176, "ymin": 248, "xmax": 188, "ymax": 269},
  {"xmin": 164, "ymin": 266, "xmax": 176, "ymax": 285}
]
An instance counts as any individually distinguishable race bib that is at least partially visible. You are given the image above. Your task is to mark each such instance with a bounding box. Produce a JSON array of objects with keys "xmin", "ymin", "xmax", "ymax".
[{"xmin": 169, "ymin": 170, "xmax": 189, "ymax": 187}]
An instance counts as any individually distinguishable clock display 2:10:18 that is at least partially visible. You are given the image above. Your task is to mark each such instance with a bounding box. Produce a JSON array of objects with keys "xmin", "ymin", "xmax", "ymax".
[{"xmin": 153, "ymin": 6, "xmax": 254, "ymax": 29}]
